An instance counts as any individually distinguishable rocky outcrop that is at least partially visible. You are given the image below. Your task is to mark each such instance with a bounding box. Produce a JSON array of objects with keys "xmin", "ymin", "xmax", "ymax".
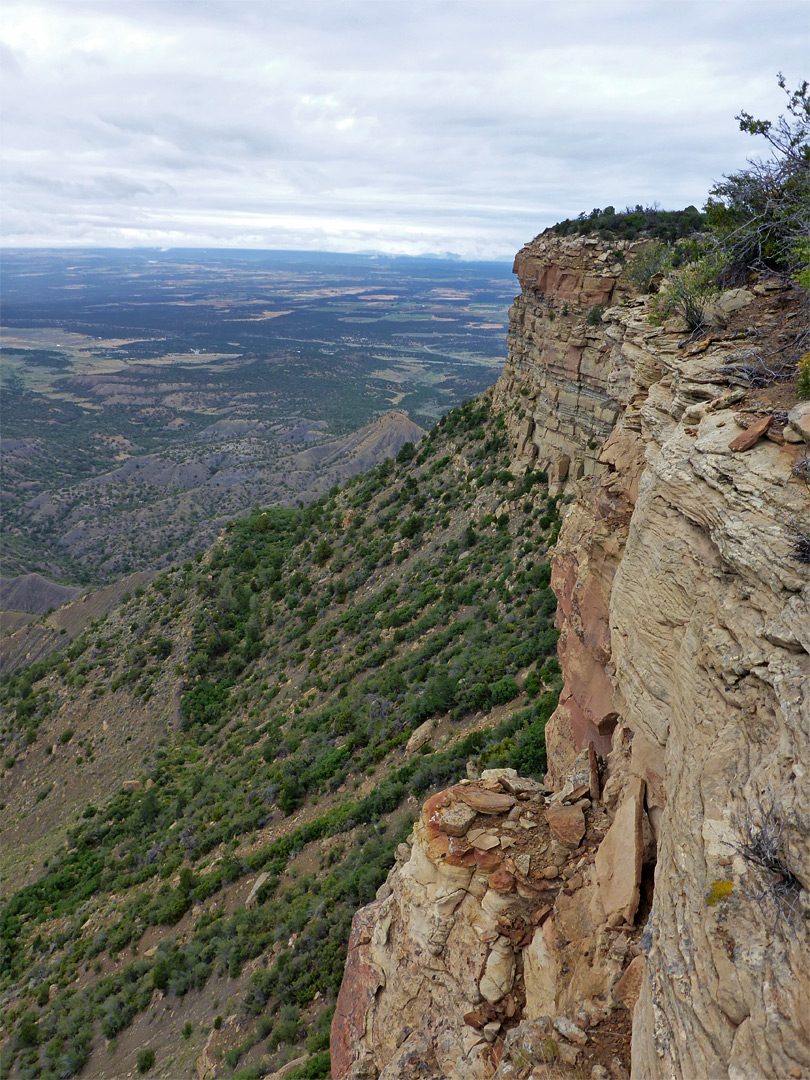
[
  {"xmin": 332, "ymin": 767, "xmax": 647, "ymax": 1079},
  {"xmin": 333, "ymin": 234, "xmax": 810, "ymax": 1079}
]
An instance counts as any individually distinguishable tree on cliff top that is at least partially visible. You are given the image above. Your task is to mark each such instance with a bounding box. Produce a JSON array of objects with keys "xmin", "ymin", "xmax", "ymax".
[{"xmin": 705, "ymin": 74, "xmax": 810, "ymax": 287}]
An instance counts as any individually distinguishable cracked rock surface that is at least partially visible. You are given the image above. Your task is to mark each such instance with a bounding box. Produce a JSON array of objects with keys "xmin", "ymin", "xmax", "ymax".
[{"xmin": 332, "ymin": 767, "xmax": 645, "ymax": 1079}]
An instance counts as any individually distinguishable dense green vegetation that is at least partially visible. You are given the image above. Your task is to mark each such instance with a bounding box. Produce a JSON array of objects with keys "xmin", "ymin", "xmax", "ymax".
[
  {"xmin": 0, "ymin": 393, "xmax": 563, "ymax": 1079},
  {"xmin": 548, "ymin": 204, "xmax": 705, "ymax": 243}
]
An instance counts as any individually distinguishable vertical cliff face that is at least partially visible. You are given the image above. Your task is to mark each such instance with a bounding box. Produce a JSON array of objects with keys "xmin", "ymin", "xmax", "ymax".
[
  {"xmin": 492, "ymin": 233, "xmax": 639, "ymax": 493},
  {"xmin": 526, "ymin": 242, "xmax": 810, "ymax": 1078},
  {"xmin": 332, "ymin": 235, "xmax": 810, "ymax": 1080}
]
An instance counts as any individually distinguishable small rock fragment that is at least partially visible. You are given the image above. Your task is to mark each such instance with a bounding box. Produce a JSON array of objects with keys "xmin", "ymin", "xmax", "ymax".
[
  {"xmin": 454, "ymin": 784, "xmax": 517, "ymax": 815},
  {"xmin": 470, "ymin": 832, "xmax": 501, "ymax": 851},
  {"xmin": 787, "ymin": 401, "xmax": 810, "ymax": 444},
  {"xmin": 558, "ymin": 1041, "xmax": 581, "ymax": 1066},
  {"xmin": 513, "ymin": 853, "xmax": 531, "ymax": 877},
  {"xmin": 481, "ymin": 768, "xmax": 544, "ymax": 796},
  {"xmin": 561, "ymin": 783, "xmax": 590, "ymax": 804},
  {"xmin": 728, "ymin": 413, "xmax": 772, "ymax": 451},
  {"xmin": 545, "ymin": 804, "xmax": 586, "ymax": 847},
  {"xmin": 464, "ymin": 1009, "xmax": 489, "ymax": 1030},
  {"xmin": 553, "ymin": 1016, "xmax": 588, "ymax": 1046},
  {"xmin": 433, "ymin": 800, "xmax": 478, "ymax": 837}
]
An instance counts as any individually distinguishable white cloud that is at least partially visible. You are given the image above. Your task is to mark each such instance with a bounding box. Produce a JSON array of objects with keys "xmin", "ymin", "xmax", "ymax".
[{"xmin": 1, "ymin": 0, "xmax": 807, "ymax": 258}]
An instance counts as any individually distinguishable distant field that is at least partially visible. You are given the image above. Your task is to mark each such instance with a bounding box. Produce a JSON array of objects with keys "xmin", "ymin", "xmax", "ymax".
[{"xmin": 0, "ymin": 249, "xmax": 515, "ymax": 583}]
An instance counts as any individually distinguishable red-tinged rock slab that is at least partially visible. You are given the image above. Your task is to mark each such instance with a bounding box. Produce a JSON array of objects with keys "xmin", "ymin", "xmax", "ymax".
[
  {"xmin": 330, "ymin": 899, "xmax": 385, "ymax": 1078},
  {"xmin": 464, "ymin": 1005, "xmax": 496, "ymax": 1029},
  {"xmin": 474, "ymin": 848, "xmax": 503, "ymax": 872},
  {"xmin": 728, "ymin": 414, "xmax": 772, "ymax": 451},
  {"xmin": 530, "ymin": 904, "xmax": 553, "ymax": 925},
  {"xmin": 595, "ymin": 775, "xmax": 644, "ymax": 926},
  {"xmin": 544, "ymin": 803, "xmax": 586, "ymax": 847},
  {"xmin": 614, "ymin": 954, "xmax": 645, "ymax": 1014},
  {"xmin": 488, "ymin": 868, "xmax": 515, "ymax": 892},
  {"xmin": 425, "ymin": 831, "xmax": 476, "ymax": 868},
  {"xmin": 453, "ymin": 784, "xmax": 517, "ymax": 815},
  {"xmin": 561, "ymin": 783, "xmax": 590, "ymax": 804},
  {"xmin": 516, "ymin": 926, "xmax": 536, "ymax": 947},
  {"xmin": 422, "ymin": 788, "xmax": 453, "ymax": 827}
]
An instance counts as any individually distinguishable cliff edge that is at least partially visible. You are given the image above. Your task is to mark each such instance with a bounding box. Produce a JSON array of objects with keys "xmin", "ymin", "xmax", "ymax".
[{"xmin": 332, "ymin": 234, "xmax": 810, "ymax": 1079}]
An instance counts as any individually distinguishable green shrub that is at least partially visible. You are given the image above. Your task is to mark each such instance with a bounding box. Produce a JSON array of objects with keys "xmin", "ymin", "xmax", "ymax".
[
  {"xmin": 285, "ymin": 1053, "xmax": 331, "ymax": 1079},
  {"xmin": 490, "ymin": 675, "xmax": 519, "ymax": 706},
  {"xmin": 627, "ymin": 241, "xmax": 670, "ymax": 292},
  {"xmin": 704, "ymin": 76, "xmax": 809, "ymax": 285},
  {"xmin": 136, "ymin": 1048, "xmax": 155, "ymax": 1073},
  {"xmin": 798, "ymin": 352, "xmax": 810, "ymax": 399}
]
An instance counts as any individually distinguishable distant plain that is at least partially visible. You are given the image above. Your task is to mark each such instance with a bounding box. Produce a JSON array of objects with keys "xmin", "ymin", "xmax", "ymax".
[{"xmin": 0, "ymin": 249, "xmax": 514, "ymax": 583}]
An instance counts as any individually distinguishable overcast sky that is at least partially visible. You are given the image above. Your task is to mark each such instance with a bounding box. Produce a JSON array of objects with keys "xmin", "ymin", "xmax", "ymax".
[{"xmin": 1, "ymin": 0, "xmax": 807, "ymax": 259}]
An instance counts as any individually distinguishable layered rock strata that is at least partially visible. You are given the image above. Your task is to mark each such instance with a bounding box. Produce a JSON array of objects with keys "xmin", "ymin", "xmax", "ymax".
[
  {"xmin": 546, "ymin": 282, "xmax": 810, "ymax": 1077},
  {"xmin": 492, "ymin": 233, "xmax": 640, "ymax": 492}
]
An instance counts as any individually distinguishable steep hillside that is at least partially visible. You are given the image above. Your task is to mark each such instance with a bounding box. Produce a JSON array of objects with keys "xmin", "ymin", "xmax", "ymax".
[
  {"xmin": 18, "ymin": 410, "xmax": 426, "ymax": 582},
  {"xmin": 0, "ymin": 395, "xmax": 563, "ymax": 1080},
  {"xmin": 0, "ymin": 576, "xmax": 81, "ymax": 618}
]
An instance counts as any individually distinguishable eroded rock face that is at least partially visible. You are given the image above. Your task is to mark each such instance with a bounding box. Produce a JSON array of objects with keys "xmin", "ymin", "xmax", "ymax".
[
  {"xmin": 544, "ymin": 277, "xmax": 810, "ymax": 1077},
  {"xmin": 332, "ymin": 235, "xmax": 810, "ymax": 1080},
  {"xmin": 608, "ymin": 374, "xmax": 810, "ymax": 1080},
  {"xmin": 331, "ymin": 770, "xmax": 643, "ymax": 1079},
  {"xmin": 492, "ymin": 234, "xmax": 642, "ymax": 494}
]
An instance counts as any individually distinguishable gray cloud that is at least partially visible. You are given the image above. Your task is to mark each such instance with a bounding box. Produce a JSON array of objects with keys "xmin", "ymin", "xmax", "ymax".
[{"xmin": 1, "ymin": 0, "xmax": 807, "ymax": 258}]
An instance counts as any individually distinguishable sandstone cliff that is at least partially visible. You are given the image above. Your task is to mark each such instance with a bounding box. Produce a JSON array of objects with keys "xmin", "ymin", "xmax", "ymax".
[
  {"xmin": 492, "ymin": 233, "xmax": 640, "ymax": 493},
  {"xmin": 332, "ymin": 234, "xmax": 810, "ymax": 1079}
]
